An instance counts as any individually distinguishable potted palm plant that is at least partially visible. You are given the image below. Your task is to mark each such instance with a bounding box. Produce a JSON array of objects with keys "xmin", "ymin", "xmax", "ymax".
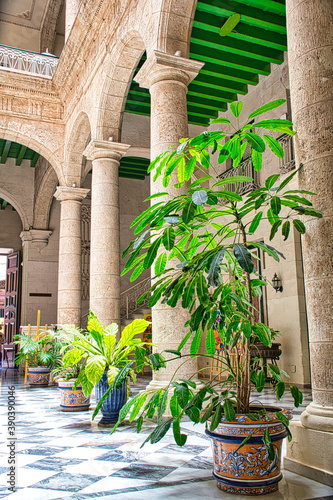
[
  {"xmin": 60, "ymin": 311, "xmax": 164, "ymax": 426},
  {"xmin": 113, "ymin": 99, "xmax": 322, "ymax": 495},
  {"xmin": 14, "ymin": 332, "xmax": 62, "ymax": 386}
]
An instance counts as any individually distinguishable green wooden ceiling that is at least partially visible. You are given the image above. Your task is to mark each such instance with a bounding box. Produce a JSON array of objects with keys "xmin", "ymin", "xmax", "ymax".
[
  {"xmin": 124, "ymin": 0, "xmax": 287, "ymax": 127},
  {"xmin": 0, "ymin": 139, "xmax": 40, "ymax": 167},
  {"xmin": 119, "ymin": 156, "xmax": 150, "ymax": 180}
]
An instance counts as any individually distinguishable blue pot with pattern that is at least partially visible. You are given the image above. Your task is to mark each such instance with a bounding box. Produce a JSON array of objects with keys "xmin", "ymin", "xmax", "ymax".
[{"xmin": 95, "ymin": 371, "xmax": 127, "ymax": 426}]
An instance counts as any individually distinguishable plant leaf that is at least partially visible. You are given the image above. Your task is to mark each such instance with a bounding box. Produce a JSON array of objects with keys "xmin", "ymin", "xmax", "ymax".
[
  {"xmin": 192, "ymin": 190, "xmax": 208, "ymax": 205},
  {"xmin": 223, "ymin": 399, "xmax": 236, "ymax": 421},
  {"xmin": 206, "ymin": 328, "xmax": 216, "ymax": 355},
  {"xmin": 230, "ymin": 101, "xmax": 243, "ymax": 118},
  {"xmin": 264, "ymin": 135, "xmax": 284, "ymax": 158},
  {"xmin": 248, "ymin": 99, "xmax": 286, "ymax": 120},
  {"xmin": 233, "ymin": 243, "xmax": 254, "ymax": 273},
  {"xmin": 190, "ymin": 328, "xmax": 202, "ymax": 357}
]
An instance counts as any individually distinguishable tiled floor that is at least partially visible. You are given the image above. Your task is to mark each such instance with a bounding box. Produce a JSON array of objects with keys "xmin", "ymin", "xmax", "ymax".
[{"xmin": 0, "ymin": 369, "xmax": 332, "ymax": 500}]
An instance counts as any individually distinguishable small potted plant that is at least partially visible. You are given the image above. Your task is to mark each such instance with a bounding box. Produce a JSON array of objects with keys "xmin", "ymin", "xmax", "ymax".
[
  {"xmin": 113, "ymin": 99, "xmax": 322, "ymax": 495},
  {"xmin": 60, "ymin": 311, "xmax": 164, "ymax": 426},
  {"xmin": 49, "ymin": 327, "xmax": 91, "ymax": 412},
  {"xmin": 14, "ymin": 332, "xmax": 62, "ymax": 386}
]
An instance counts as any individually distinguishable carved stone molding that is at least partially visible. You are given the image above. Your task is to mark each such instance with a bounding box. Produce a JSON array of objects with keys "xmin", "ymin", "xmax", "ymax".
[{"xmin": 20, "ymin": 229, "xmax": 53, "ymax": 252}]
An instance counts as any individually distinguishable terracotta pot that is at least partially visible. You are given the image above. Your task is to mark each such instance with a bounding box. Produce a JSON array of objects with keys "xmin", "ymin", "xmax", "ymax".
[
  {"xmin": 205, "ymin": 406, "xmax": 292, "ymax": 495},
  {"xmin": 27, "ymin": 366, "xmax": 51, "ymax": 387},
  {"xmin": 95, "ymin": 372, "xmax": 127, "ymax": 426},
  {"xmin": 57, "ymin": 378, "xmax": 90, "ymax": 412}
]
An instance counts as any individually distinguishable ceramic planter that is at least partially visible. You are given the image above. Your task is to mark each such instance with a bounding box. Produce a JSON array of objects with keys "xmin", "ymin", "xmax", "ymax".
[
  {"xmin": 57, "ymin": 379, "xmax": 90, "ymax": 412},
  {"xmin": 205, "ymin": 407, "xmax": 292, "ymax": 495},
  {"xmin": 95, "ymin": 371, "xmax": 127, "ymax": 426},
  {"xmin": 27, "ymin": 366, "xmax": 51, "ymax": 386}
]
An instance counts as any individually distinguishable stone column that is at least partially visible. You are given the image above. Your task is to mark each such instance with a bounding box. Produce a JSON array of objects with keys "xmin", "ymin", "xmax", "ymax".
[
  {"xmin": 20, "ymin": 229, "xmax": 52, "ymax": 325},
  {"xmin": 83, "ymin": 140, "xmax": 130, "ymax": 328},
  {"xmin": 284, "ymin": 0, "xmax": 333, "ymax": 485},
  {"xmin": 65, "ymin": 0, "xmax": 81, "ymax": 41},
  {"xmin": 54, "ymin": 186, "xmax": 89, "ymax": 326},
  {"xmin": 135, "ymin": 51, "xmax": 204, "ymax": 388}
]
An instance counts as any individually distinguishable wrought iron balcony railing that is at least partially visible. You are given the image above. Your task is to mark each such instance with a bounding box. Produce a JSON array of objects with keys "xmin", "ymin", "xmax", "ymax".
[
  {"xmin": 278, "ymin": 134, "xmax": 295, "ymax": 174},
  {"xmin": 0, "ymin": 44, "xmax": 59, "ymax": 78},
  {"xmin": 218, "ymin": 159, "xmax": 259, "ymax": 196}
]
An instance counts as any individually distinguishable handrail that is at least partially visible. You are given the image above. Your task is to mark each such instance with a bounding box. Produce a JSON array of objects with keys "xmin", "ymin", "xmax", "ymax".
[
  {"xmin": 219, "ymin": 159, "xmax": 259, "ymax": 195},
  {"xmin": 0, "ymin": 44, "xmax": 59, "ymax": 78},
  {"xmin": 80, "ymin": 278, "xmax": 151, "ymax": 327},
  {"xmin": 120, "ymin": 278, "xmax": 149, "ymax": 296}
]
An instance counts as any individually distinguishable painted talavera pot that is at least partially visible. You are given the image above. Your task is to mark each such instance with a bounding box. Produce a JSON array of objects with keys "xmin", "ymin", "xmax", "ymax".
[
  {"xmin": 57, "ymin": 379, "xmax": 90, "ymax": 412},
  {"xmin": 95, "ymin": 371, "xmax": 127, "ymax": 426},
  {"xmin": 27, "ymin": 366, "xmax": 51, "ymax": 386},
  {"xmin": 205, "ymin": 407, "xmax": 292, "ymax": 495}
]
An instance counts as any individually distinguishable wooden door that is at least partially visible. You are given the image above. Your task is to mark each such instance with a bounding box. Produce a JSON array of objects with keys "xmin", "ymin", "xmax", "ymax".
[{"xmin": 2, "ymin": 251, "xmax": 21, "ymax": 367}]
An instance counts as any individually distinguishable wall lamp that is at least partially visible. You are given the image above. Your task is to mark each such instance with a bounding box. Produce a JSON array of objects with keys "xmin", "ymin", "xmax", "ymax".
[{"xmin": 272, "ymin": 273, "xmax": 283, "ymax": 293}]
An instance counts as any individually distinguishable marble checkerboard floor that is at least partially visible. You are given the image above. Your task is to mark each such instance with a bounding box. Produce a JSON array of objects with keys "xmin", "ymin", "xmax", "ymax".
[{"xmin": 1, "ymin": 370, "xmax": 333, "ymax": 500}]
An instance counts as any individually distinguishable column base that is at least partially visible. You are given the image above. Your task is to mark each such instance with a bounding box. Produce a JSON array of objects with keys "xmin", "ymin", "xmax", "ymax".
[{"xmin": 284, "ymin": 421, "xmax": 333, "ymax": 487}]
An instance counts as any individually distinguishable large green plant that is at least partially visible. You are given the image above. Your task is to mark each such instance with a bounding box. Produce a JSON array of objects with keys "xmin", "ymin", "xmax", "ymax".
[
  {"xmin": 115, "ymin": 99, "xmax": 322, "ymax": 450},
  {"xmin": 14, "ymin": 332, "xmax": 62, "ymax": 369},
  {"xmin": 60, "ymin": 311, "xmax": 165, "ymax": 420}
]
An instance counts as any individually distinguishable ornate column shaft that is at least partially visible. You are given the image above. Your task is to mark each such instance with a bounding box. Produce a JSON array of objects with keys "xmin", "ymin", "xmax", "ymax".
[
  {"xmin": 84, "ymin": 140, "xmax": 130, "ymax": 327},
  {"xmin": 135, "ymin": 51, "xmax": 204, "ymax": 387},
  {"xmin": 65, "ymin": 0, "xmax": 81, "ymax": 40},
  {"xmin": 54, "ymin": 187, "xmax": 89, "ymax": 326},
  {"xmin": 284, "ymin": 0, "xmax": 333, "ymax": 485},
  {"xmin": 20, "ymin": 229, "xmax": 53, "ymax": 325}
]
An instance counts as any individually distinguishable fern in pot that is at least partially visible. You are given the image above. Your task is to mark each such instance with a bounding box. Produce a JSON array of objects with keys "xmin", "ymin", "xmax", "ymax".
[
  {"xmin": 61, "ymin": 311, "xmax": 165, "ymax": 426},
  {"xmin": 113, "ymin": 100, "xmax": 322, "ymax": 495}
]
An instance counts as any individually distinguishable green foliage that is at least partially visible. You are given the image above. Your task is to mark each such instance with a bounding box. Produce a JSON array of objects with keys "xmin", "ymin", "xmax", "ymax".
[
  {"xmin": 111, "ymin": 99, "xmax": 321, "ymax": 453},
  {"xmin": 14, "ymin": 332, "xmax": 62, "ymax": 369},
  {"xmin": 57, "ymin": 312, "xmax": 165, "ymax": 414}
]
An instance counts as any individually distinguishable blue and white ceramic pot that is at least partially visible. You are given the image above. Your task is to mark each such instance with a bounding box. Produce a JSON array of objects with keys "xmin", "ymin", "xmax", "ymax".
[
  {"xmin": 205, "ymin": 406, "xmax": 292, "ymax": 495},
  {"xmin": 95, "ymin": 371, "xmax": 127, "ymax": 426},
  {"xmin": 27, "ymin": 366, "xmax": 51, "ymax": 386},
  {"xmin": 57, "ymin": 379, "xmax": 90, "ymax": 412}
]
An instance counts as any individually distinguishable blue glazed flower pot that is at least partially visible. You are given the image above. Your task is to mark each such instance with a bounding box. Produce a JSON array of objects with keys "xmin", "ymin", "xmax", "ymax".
[{"xmin": 95, "ymin": 371, "xmax": 127, "ymax": 426}]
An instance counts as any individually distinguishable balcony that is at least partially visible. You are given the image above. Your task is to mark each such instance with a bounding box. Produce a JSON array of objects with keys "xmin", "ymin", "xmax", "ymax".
[
  {"xmin": 218, "ymin": 159, "xmax": 259, "ymax": 196},
  {"xmin": 0, "ymin": 44, "xmax": 59, "ymax": 78}
]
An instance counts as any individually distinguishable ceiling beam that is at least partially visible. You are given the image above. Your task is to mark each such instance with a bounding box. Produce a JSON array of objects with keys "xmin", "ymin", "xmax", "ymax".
[
  {"xmin": 16, "ymin": 145, "xmax": 27, "ymax": 166},
  {"xmin": 1, "ymin": 141, "xmax": 11, "ymax": 164}
]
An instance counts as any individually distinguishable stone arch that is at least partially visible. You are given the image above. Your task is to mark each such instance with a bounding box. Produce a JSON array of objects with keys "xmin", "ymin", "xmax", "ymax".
[
  {"xmin": 97, "ymin": 30, "xmax": 146, "ymax": 142},
  {"xmin": 33, "ymin": 163, "xmax": 59, "ymax": 230},
  {"xmin": 0, "ymin": 124, "xmax": 64, "ymax": 185},
  {"xmin": 0, "ymin": 188, "xmax": 28, "ymax": 231},
  {"xmin": 155, "ymin": 0, "xmax": 197, "ymax": 58},
  {"xmin": 66, "ymin": 111, "xmax": 92, "ymax": 187}
]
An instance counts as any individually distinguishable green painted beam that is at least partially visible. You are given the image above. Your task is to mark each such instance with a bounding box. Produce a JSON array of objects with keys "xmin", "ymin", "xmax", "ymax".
[
  {"xmin": 188, "ymin": 84, "xmax": 237, "ymax": 103},
  {"xmin": 119, "ymin": 172, "xmax": 146, "ymax": 180},
  {"xmin": 191, "ymin": 27, "xmax": 284, "ymax": 64},
  {"xmin": 1, "ymin": 140, "xmax": 11, "ymax": 164},
  {"xmin": 125, "ymin": 103, "xmax": 150, "ymax": 115},
  {"xmin": 229, "ymin": 0, "xmax": 285, "ymax": 17},
  {"xmin": 187, "ymin": 94, "xmax": 228, "ymax": 112},
  {"xmin": 193, "ymin": 73, "xmax": 248, "ymax": 94},
  {"xmin": 191, "ymin": 42, "xmax": 271, "ymax": 75},
  {"xmin": 192, "ymin": 58, "xmax": 259, "ymax": 85},
  {"xmin": 187, "ymin": 105, "xmax": 218, "ymax": 119},
  {"xmin": 187, "ymin": 114, "xmax": 211, "ymax": 126},
  {"xmin": 30, "ymin": 152, "xmax": 40, "ymax": 167},
  {"xmin": 193, "ymin": 16, "xmax": 287, "ymax": 51},
  {"xmin": 196, "ymin": 0, "xmax": 286, "ymax": 34},
  {"xmin": 15, "ymin": 145, "xmax": 27, "ymax": 166}
]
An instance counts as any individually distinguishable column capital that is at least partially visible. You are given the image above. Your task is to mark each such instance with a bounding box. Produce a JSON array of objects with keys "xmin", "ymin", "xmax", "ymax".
[
  {"xmin": 135, "ymin": 51, "xmax": 204, "ymax": 89},
  {"xmin": 20, "ymin": 229, "xmax": 53, "ymax": 252},
  {"xmin": 83, "ymin": 140, "xmax": 130, "ymax": 162},
  {"xmin": 54, "ymin": 186, "xmax": 90, "ymax": 202}
]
